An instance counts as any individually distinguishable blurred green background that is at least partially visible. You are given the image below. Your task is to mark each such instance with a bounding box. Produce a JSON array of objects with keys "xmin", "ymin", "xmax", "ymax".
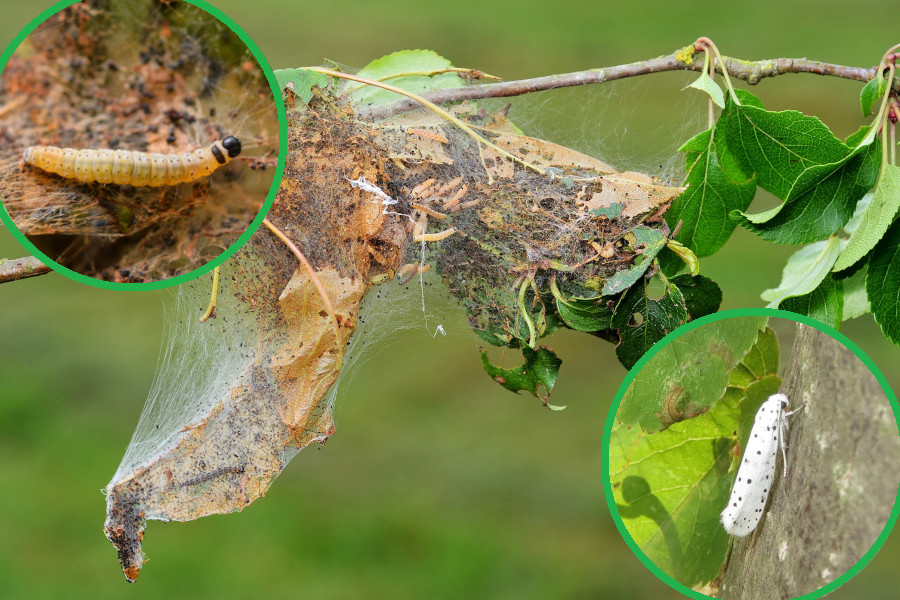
[{"xmin": 1, "ymin": 1, "xmax": 898, "ymax": 598}]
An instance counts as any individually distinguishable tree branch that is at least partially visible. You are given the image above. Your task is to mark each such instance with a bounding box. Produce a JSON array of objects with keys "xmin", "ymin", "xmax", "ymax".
[
  {"xmin": 359, "ymin": 50, "xmax": 879, "ymax": 120},
  {"xmin": 0, "ymin": 256, "xmax": 51, "ymax": 284}
]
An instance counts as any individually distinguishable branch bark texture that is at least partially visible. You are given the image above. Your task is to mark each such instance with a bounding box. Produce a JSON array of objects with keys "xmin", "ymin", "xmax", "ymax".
[
  {"xmin": 0, "ymin": 256, "xmax": 50, "ymax": 283},
  {"xmin": 720, "ymin": 324, "xmax": 900, "ymax": 599},
  {"xmin": 360, "ymin": 51, "xmax": 880, "ymax": 120}
]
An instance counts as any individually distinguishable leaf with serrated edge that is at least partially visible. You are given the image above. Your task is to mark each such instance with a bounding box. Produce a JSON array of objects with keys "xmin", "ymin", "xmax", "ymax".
[
  {"xmin": 612, "ymin": 281, "xmax": 688, "ymax": 370},
  {"xmin": 721, "ymin": 90, "xmax": 851, "ymax": 200},
  {"xmin": 780, "ymin": 275, "xmax": 844, "ymax": 329},
  {"xmin": 834, "ymin": 165, "xmax": 900, "ymax": 272},
  {"xmin": 666, "ymin": 128, "xmax": 756, "ymax": 257},
  {"xmin": 866, "ymin": 221, "xmax": 900, "ymax": 344},
  {"xmin": 737, "ymin": 139, "xmax": 880, "ymax": 244},
  {"xmin": 843, "ymin": 192, "xmax": 874, "ymax": 235},
  {"xmin": 761, "ymin": 237, "xmax": 845, "ymax": 307}
]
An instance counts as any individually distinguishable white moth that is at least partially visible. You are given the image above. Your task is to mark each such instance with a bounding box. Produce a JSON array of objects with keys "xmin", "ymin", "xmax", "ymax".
[{"xmin": 721, "ymin": 393, "xmax": 799, "ymax": 537}]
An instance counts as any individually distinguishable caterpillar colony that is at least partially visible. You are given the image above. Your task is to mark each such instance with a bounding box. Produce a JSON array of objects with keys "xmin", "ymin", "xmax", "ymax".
[{"xmin": 22, "ymin": 136, "xmax": 242, "ymax": 187}]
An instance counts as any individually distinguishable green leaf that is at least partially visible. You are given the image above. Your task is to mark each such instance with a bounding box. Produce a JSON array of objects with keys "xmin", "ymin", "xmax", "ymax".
[
  {"xmin": 842, "ymin": 191, "xmax": 874, "ymax": 235},
  {"xmin": 274, "ymin": 68, "xmax": 331, "ymax": 104},
  {"xmin": 736, "ymin": 328, "xmax": 780, "ymax": 381},
  {"xmin": 737, "ymin": 139, "xmax": 881, "ymax": 244},
  {"xmin": 590, "ymin": 203, "xmax": 624, "ymax": 219},
  {"xmin": 601, "ymin": 226, "xmax": 668, "ymax": 296},
  {"xmin": 866, "ymin": 220, "xmax": 900, "ymax": 344},
  {"xmin": 612, "ymin": 281, "xmax": 689, "ymax": 370},
  {"xmin": 834, "ymin": 165, "xmax": 900, "ymax": 272},
  {"xmin": 480, "ymin": 346, "xmax": 563, "ymax": 406},
  {"xmin": 842, "ymin": 263, "xmax": 871, "ymax": 320},
  {"xmin": 664, "ymin": 240, "xmax": 700, "ymax": 275},
  {"xmin": 779, "ymin": 274, "xmax": 843, "ymax": 329},
  {"xmin": 734, "ymin": 89, "xmax": 765, "ymax": 109},
  {"xmin": 338, "ymin": 50, "xmax": 466, "ymax": 107},
  {"xmin": 860, "ymin": 74, "xmax": 888, "ymax": 117},
  {"xmin": 685, "ymin": 71, "xmax": 725, "ymax": 108},
  {"xmin": 760, "ymin": 237, "xmax": 844, "ymax": 307},
  {"xmin": 665, "ymin": 128, "xmax": 756, "ymax": 258},
  {"xmin": 610, "ymin": 323, "xmax": 778, "ymax": 586},
  {"xmin": 610, "ymin": 399, "xmax": 734, "ymax": 586},
  {"xmin": 670, "ymin": 274, "xmax": 722, "ymax": 319},
  {"xmin": 721, "ymin": 90, "xmax": 851, "ymax": 199},
  {"xmin": 618, "ymin": 315, "xmax": 768, "ymax": 432},
  {"xmin": 550, "ymin": 281, "xmax": 614, "ymax": 332}
]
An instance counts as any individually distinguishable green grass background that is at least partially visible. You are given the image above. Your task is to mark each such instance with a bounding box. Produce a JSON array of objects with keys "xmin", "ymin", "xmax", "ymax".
[{"xmin": 1, "ymin": 1, "xmax": 898, "ymax": 598}]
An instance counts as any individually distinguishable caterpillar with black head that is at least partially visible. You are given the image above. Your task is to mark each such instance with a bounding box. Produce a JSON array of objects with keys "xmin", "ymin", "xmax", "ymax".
[{"xmin": 22, "ymin": 136, "xmax": 242, "ymax": 187}]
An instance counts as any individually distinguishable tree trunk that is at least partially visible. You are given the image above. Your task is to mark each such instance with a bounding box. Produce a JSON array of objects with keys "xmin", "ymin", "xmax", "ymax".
[{"xmin": 719, "ymin": 323, "xmax": 899, "ymax": 599}]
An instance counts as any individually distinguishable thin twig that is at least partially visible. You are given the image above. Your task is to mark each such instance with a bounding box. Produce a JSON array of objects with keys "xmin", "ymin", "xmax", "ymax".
[
  {"xmin": 0, "ymin": 256, "xmax": 51, "ymax": 284},
  {"xmin": 359, "ymin": 50, "xmax": 882, "ymax": 120},
  {"xmin": 262, "ymin": 217, "xmax": 344, "ymax": 370}
]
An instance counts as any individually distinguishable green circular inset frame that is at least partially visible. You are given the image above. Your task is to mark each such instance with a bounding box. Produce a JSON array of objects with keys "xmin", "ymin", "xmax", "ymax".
[
  {"xmin": 602, "ymin": 307, "xmax": 900, "ymax": 600},
  {"xmin": 0, "ymin": 0, "xmax": 288, "ymax": 290}
]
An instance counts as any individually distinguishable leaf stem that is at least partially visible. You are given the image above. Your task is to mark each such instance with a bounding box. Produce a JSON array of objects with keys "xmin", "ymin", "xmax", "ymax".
[
  {"xmin": 308, "ymin": 67, "xmax": 545, "ymax": 182},
  {"xmin": 198, "ymin": 266, "xmax": 219, "ymax": 323},
  {"xmin": 518, "ymin": 278, "xmax": 537, "ymax": 348},
  {"xmin": 695, "ymin": 37, "xmax": 739, "ymax": 104},
  {"xmin": 262, "ymin": 217, "xmax": 344, "ymax": 370}
]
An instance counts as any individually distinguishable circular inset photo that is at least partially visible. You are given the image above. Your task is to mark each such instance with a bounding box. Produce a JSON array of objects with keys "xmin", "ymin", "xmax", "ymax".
[
  {"xmin": 0, "ymin": 0, "xmax": 284, "ymax": 286},
  {"xmin": 603, "ymin": 310, "xmax": 900, "ymax": 599}
]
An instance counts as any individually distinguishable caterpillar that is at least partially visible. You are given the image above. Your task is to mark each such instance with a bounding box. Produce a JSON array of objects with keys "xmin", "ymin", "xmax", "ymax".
[{"xmin": 22, "ymin": 136, "xmax": 242, "ymax": 187}]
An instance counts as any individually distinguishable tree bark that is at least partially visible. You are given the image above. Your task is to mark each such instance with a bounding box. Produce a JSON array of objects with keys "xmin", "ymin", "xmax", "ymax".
[
  {"xmin": 0, "ymin": 256, "xmax": 50, "ymax": 283},
  {"xmin": 720, "ymin": 323, "xmax": 900, "ymax": 599}
]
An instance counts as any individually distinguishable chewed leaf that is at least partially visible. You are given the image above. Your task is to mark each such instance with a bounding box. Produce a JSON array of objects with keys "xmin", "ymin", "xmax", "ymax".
[
  {"xmin": 275, "ymin": 68, "xmax": 332, "ymax": 103},
  {"xmin": 480, "ymin": 346, "xmax": 562, "ymax": 406},
  {"xmin": 612, "ymin": 281, "xmax": 688, "ymax": 370},
  {"xmin": 610, "ymin": 323, "xmax": 779, "ymax": 586},
  {"xmin": 618, "ymin": 315, "xmax": 767, "ymax": 432},
  {"xmin": 670, "ymin": 274, "xmax": 721, "ymax": 319},
  {"xmin": 601, "ymin": 226, "xmax": 667, "ymax": 295},
  {"xmin": 761, "ymin": 237, "xmax": 844, "ymax": 307}
]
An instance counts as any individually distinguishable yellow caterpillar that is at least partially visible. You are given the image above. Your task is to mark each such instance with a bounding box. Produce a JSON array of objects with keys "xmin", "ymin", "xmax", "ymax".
[{"xmin": 22, "ymin": 136, "xmax": 242, "ymax": 186}]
